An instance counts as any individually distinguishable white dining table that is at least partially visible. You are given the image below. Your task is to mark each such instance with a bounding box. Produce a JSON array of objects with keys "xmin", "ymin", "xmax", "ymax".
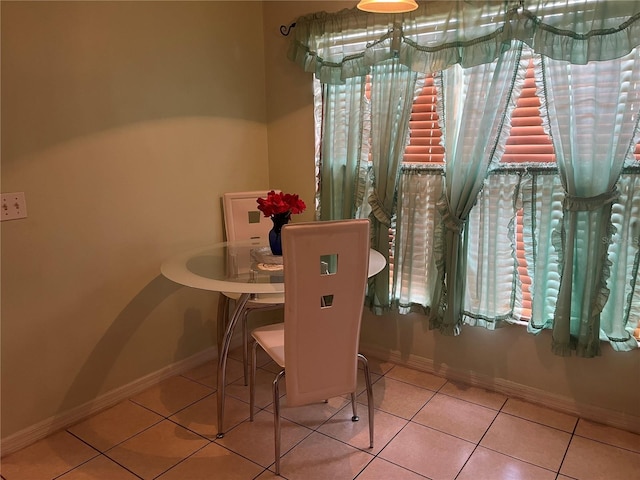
[{"xmin": 161, "ymin": 238, "xmax": 386, "ymax": 437}]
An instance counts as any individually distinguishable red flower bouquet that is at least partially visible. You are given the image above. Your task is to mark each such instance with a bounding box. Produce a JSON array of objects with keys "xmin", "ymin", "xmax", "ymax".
[
  {"xmin": 257, "ymin": 191, "xmax": 306, "ymax": 255},
  {"xmin": 256, "ymin": 190, "xmax": 306, "ymax": 217}
]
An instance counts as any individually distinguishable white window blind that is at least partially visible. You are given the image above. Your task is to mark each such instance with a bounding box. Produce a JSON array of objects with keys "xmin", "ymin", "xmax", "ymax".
[
  {"xmin": 404, "ymin": 75, "xmax": 444, "ymax": 164},
  {"xmin": 503, "ymin": 59, "xmax": 555, "ymax": 164}
]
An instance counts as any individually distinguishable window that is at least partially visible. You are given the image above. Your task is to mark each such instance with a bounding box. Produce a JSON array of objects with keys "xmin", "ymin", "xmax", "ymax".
[
  {"xmin": 394, "ymin": 57, "xmax": 640, "ymax": 339},
  {"xmin": 306, "ymin": 1, "xmax": 640, "ymax": 353},
  {"xmin": 316, "ymin": 50, "xmax": 640, "ymax": 344}
]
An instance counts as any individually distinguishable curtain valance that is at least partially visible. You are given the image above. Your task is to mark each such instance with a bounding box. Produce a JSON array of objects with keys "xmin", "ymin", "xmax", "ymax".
[{"xmin": 288, "ymin": 0, "xmax": 640, "ymax": 83}]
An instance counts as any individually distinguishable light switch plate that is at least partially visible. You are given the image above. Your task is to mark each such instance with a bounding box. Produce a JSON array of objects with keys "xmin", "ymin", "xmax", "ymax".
[{"xmin": 1, "ymin": 192, "xmax": 28, "ymax": 221}]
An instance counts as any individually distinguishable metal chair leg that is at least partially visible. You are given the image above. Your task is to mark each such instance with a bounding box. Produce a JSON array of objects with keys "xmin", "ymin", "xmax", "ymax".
[
  {"xmin": 273, "ymin": 370, "xmax": 285, "ymax": 476},
  {"xmin": 250, "ymin": 341, "xmax": 258, "ymax": 421},
  {"xmin": 242, "ymin": 309, "xmax": 250, "ymax": 385},
  {"xmin": 351, "ymin": 392, "xmax": 359, "ymax": 421},
  {"xmin": 358, "ymin": 353, "xmax": 374, "ymax": 448}
]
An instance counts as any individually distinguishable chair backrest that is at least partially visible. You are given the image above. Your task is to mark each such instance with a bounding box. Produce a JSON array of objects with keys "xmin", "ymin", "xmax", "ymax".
[
  {"xmin": 222, "ymin": 190, "xmax": 279, "ymax": 241},
  {"xmin": 281, "ymin": 219, "xmax": 370, "ymax": 407}
]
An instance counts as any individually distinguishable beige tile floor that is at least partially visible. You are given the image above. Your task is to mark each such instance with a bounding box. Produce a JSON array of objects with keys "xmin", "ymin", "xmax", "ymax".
[{"xmin": 2, "ymin": 347, "xmax": 640, "ymax": 480}]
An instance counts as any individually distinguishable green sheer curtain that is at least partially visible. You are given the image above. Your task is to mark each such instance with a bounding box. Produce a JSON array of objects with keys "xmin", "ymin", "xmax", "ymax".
[
  {"xmin": 512, "ymin": 0, "xmax": 640, "ymax": 63},
  {"xmin": 538, "ymin": 48, "xmax": 640, "ymax": 356},
  {"xmin": 289, "ymin": 1, "xmax": 523, "ymax": 82},
  {"xmin": 317, "ymin": 78, "xmax": 367, "ymax": 221},
  {"xmin": 288, "ymin": 1, "xmax": 640, "ymax": 81},
  {"xmin": 464, "ymin": 172, "xmax": 524, "ymax": 328},
  {"xmin": 394, "ymin": 167, "xmax": 443, "ymax": 313},
  {"xmin": 604, "ymin": 172, "xmax": 640, "ymax": 349},
  {"xmin": 429, "ymin": 46, "xmax": 524, "ymax": 335},
  {"xmin": 367, "ymin": 60, "xmax": 420, "ymax": 312},
  {"xmin": 523, "ymin": 170, "xmax": 565, "ymax": 334}
]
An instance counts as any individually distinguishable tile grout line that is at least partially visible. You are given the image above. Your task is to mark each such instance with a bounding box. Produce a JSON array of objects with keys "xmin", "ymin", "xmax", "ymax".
[
  {"xmin": 450, "ymin": 396, "xmax": 508, "ymax": 479},
  {"xmin": 555, "ymin": 416, "xmax": 580, "ymax": 478}
]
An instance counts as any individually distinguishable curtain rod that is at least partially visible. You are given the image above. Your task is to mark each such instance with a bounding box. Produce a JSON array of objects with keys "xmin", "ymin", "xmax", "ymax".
[{"xmin": 280, "ymin": 22, "xmax": 296, "ymax": 36}]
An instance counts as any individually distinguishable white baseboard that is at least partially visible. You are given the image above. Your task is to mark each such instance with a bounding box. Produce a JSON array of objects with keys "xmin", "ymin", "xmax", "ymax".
[
  {"xmin": 361, "ymin": 344, "xmax": 640, "ymax": 435},
  {"xmin": 1, "ymin": 346, "xmax": 221, "ymax": 457}
]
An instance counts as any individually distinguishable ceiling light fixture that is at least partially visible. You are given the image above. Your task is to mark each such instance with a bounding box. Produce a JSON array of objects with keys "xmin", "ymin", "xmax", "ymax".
[{"xmin": 357, "ymin": 0, "xmax": 419, "ymax": 13}]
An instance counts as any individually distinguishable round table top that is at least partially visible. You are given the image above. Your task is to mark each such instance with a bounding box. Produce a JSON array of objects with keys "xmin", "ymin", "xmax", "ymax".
[{"xmin": 161, "ymin": 239, "xmax": 386, "ymax": 294}]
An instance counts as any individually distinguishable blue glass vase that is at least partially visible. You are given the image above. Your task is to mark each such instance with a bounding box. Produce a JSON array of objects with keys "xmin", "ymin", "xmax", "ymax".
[{"xmin": 268, "ymin": 212, "xmax": 290, "ymax": 256}]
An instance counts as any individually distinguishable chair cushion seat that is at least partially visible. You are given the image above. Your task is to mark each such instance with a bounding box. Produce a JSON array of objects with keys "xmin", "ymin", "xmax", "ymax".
[{"xmin": 252, "ymin": 323, "xmax": 285, "ymax": 368}]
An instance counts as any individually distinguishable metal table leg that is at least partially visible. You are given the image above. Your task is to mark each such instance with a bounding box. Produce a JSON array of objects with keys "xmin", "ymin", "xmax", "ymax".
[{"xmin": 216, "ymin": 292, "xmax": 251, "ymax": 438}]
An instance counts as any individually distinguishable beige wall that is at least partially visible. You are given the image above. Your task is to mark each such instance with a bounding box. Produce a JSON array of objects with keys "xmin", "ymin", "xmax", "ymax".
[
  {"xmin": 1, "ymin": 1, "xmax": 271, "ymax": 440},
  {"xmin": 263, "ymin": 1, "xmax": 639, "ymax": 432},
  {"xmin": 263, "ymin": 1, "xmax": 354, "ymax": 222}
]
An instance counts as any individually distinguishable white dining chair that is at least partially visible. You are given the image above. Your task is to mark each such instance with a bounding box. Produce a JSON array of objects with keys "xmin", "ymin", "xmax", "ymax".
[
  {"xmin": 249, "ymin": 219, "xmax": 375, "ymax": 476},
  {"xmin": 219, "ymin": 190, "xmax": 284, "ymax": 385}
]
